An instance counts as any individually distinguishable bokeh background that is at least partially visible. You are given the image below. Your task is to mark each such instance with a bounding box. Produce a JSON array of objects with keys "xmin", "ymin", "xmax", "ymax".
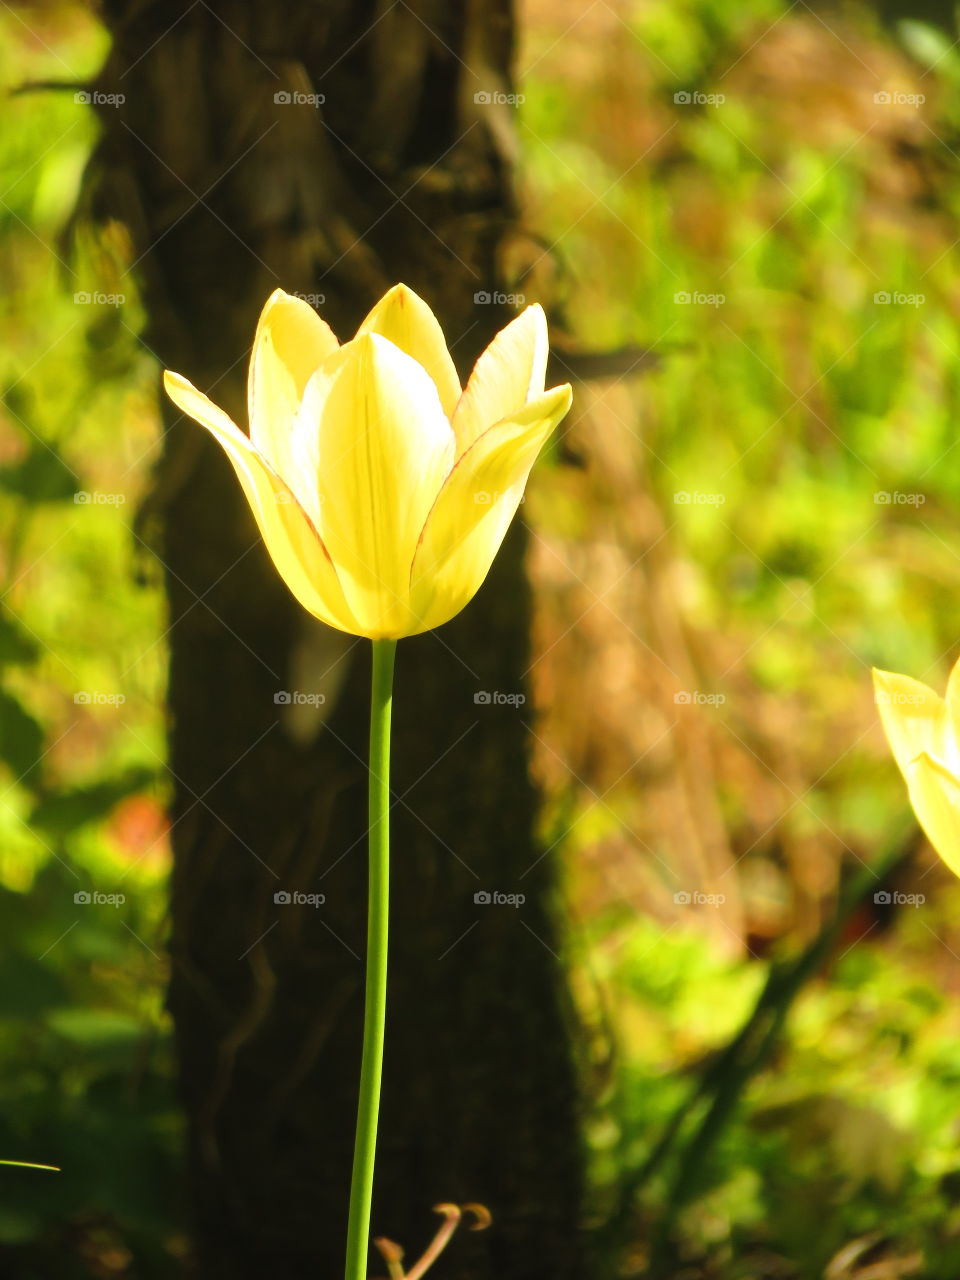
[{"xmin": 4, "ymin": 1, "xmax": 960, "ymax": 1277}]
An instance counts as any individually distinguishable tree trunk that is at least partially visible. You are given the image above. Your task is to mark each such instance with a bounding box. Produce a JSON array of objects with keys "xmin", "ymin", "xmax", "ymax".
[{"xmin": 84, "ymin": 2, "xmax": 583, "ymax": 1276}]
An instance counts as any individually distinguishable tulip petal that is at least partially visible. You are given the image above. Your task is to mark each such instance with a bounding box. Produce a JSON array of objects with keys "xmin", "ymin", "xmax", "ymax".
[
  {"xmin": 315, "ymin": 333, "xmax": 455, "ymax": 638},
  {"xmin": 164, "ymin": 371, "xmax": 358, "ymax": 635},
  {"xmin": 279, "ymin": 348, "xmax": 349, "ymax": 530},
  {"xmin": 905, "ymin": 751, "xmax": 960, "ymax": 879},
  {"xmin": 944, "ymin": 656, "xmax": 960, "ymax": 770},
  {"xmin": 248, "ymin": 289, "xmax": 340, "ymax": 489},
  {"xmin": 357, "ymin": 284, "xmax": 461, "ymax": 419},
  {"xmin": 873, "ymin": 668, "xmax": 948, "ymax": 775},
  {"xmin": 409, "ymin": 382, "xmax": 572, "ymax": 632},
  {"xmin": 452, "ymin": 305, "xmax": 549, "ymax": 455}
]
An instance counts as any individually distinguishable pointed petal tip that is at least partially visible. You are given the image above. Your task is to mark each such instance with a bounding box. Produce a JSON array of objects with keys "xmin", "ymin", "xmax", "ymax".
[
  {"xmin": 515, "ymin": 301, "xmax": 547, "ymax": 337},
  {"xmin": 342, "ymin": 329, "xmax": 385, "ymax": 366},
  {"xmin": 872, "ymin": 667, "xmax": 895, "ymax": 696},
  {"xmin": 365, "ymin": 282, "xmax": 424, "ymax": 318},
  {"xmin": 381, "ymin": 281, "xmax": 433, "ymax": 311},
  {"xmin": 260, "ymin": 287, "xmax": 298, "ymax": 312},
  {"xmin": 355, "ymin": 286, "xmax": 461, "ymax": 417},
  {"xmin": 529, "ymin": 380, "xmax": 573, "ymax": 423},
  {"xmin": 162, "ymin": 367, "xmax": 204, "ymax": 408}
]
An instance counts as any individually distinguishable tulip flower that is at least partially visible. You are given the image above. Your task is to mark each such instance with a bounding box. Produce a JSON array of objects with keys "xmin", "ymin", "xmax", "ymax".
[
  {"xmin": 163, "ymin": 285, "xmax": 572, "ymax": 640},
  {"xmin": 873, "ymin": 660, "xmax": 960, "ymax": 878},
  {"xmin": 163, "ymin": 284, "xmax": 571, "ymax": 1280}
]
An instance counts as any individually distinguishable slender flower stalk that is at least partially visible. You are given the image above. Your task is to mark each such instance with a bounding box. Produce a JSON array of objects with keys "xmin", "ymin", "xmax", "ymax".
[
  {"xmin": 345, "ymin": 638, "xmax": 396, "ymax": 1280},
  {"xmin": 163, "ymin": 284, "xmax": 571, "ymax": 1278}
]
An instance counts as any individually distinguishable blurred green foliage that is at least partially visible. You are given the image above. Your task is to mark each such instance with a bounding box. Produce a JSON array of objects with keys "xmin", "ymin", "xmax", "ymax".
[
  {"xmin": 519, "ymin": 0, "xmax": 960, "ymax": 1274},
  {"xmin": 578, "ymin": 895, "xmax": 960, "ymax": 1277},
  {"xmin": 5, "ymin": 0, "xmax": 960, "ymax": 1276},
  {"xmin": 0, "ymin": 7, "xmax": 178, "ymax": 1276}
]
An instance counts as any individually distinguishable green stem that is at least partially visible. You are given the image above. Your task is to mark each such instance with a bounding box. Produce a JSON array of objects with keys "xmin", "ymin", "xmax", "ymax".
[{"xmin": 344, "ymin": 637, "xmax": 397, "ymax": 1280}]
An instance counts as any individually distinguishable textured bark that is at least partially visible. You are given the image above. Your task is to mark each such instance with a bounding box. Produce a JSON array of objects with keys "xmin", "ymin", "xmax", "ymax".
[{"xmin": 83, "ymin": 1, "xmax": 583, "ymax": 1277}]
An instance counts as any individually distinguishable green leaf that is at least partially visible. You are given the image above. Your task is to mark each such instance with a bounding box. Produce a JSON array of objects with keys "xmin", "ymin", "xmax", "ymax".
[
  {"xmin": 0, "ymin": 439, "xmax": 79, "ymax": 503},
  {"xmin": 0, "ymin": 690, "xmax": 43, "ymax": 784},
  {"xmin": 45, "ymin": 1008, "xmax": 144, "ymax": 1050},
  {"xmin": 899, "ymin": 20, "xmax": 960, "ymax": 74},
  {"xmin": 28, "ymin": 768, "xmax": 159, "ymax": 837},
  {"xmin": 0, "ymin": 610, "xmax": 39, "ymax": 665},
  {"xmin": 0, "ymin": 1204, "xmax": 44, "ymax": 1244},
  {"xmin": 0, "ymin": 951, "xmax": 67, "ymax": 1018}
]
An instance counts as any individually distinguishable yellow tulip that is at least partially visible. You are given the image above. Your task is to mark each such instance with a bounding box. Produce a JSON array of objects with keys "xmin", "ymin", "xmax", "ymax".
[
  {"xmin": 163, "ymin": 285, "xmax": 572, "ymax": 639},
  {"xmin": 873, "ymin": 660, "xmax": 960, "ymax": 877}
]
